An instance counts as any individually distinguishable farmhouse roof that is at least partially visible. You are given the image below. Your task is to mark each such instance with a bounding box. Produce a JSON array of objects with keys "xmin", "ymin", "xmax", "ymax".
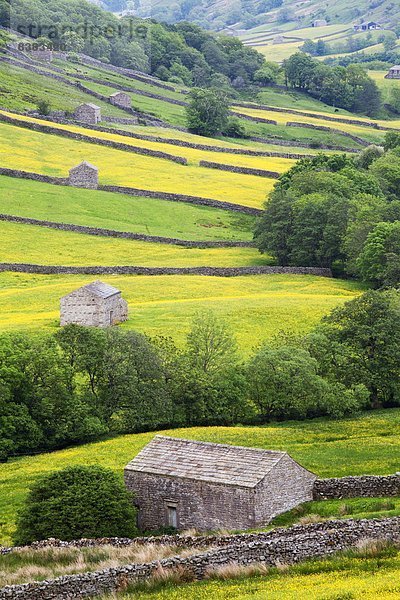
[
  {"xmin": 125, "ymin": 435, "xmax": 293, "ymax": 488},
  {"xmin": 69, "ymin": 161, "xmax": 99, "ymax": 172},
  {"xmin": 68, "ymin": 280, "xmax": 121, "ymax": 299}
]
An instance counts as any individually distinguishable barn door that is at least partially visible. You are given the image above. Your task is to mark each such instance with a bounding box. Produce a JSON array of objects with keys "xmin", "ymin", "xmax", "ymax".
[
  {"xmin": 109, "ymin": 310, "xmax": 114, "ymax": 325},
  {"xmin": 167, "ymin": 505, "xmax": 177, "ymax": 528}
]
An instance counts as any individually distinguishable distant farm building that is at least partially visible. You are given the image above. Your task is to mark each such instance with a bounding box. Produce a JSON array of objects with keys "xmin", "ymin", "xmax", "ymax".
[
  {"xmin": 273, "ymin": 35, "xmax": 285, "ymax": 44},
  {"xmin": 109, "ymin": 91, "xmax": 132, "ymax": 109},
  {"xmin": 312, "ymin": 19, "xmax": 327, "ymax": 27},
  {"xmin": 60, "ymin": 281, "xmax": 128, "ymax": 327},
  {"xmin": 73, "ymin": 103, "xmax": 101, "ymax": 125},
  {"xmin": 385, "ymin": 65, "xmax": 400, "ymax": 79},
  {"xmin": 125, "ymin": 436, "xmax": 317, "ymax": 531},
  {"xmin": 69, "ymin": 161, "xmax": 99, "ymax": 189},
  {"xmin": 29, "ymin": 48, "xmax": 53, "ymax": 62},
  {"xmin": 353, "ymin": 21, "xmax": 381, "ymax": 31}
]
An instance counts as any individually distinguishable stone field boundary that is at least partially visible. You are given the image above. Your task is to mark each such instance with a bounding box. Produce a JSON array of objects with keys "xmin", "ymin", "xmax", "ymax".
[
  {"xmin": 0, "ymin": 517, "xmax": 398, "ymax": 599},
  {"xmin": 0, "ymin": 168, "xmax": 263, "ymax": 216},
  {"xmin": 0, "ymin": 214, "xmax": 254, "ymax": 248}
]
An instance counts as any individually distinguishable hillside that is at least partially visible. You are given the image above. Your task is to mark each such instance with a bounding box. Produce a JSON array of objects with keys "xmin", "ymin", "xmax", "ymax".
[{"xmin": 111, "ymin": 0, "xmax": 400, "ymax": 33}]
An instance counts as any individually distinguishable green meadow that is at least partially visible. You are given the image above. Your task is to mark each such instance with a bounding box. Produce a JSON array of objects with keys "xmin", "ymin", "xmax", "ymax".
[
  {"xmin": 0, "ymin": 408, "xmax": 398, "ymax": 545},
  {"xmin": 0, "ymin": 176, "xmax": 254, "ymax": 242}
]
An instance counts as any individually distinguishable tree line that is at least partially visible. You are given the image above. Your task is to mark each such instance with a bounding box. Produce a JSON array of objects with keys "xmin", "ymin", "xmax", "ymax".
[
  {"xmin": 283, "ymin": 53, "xmax": 381, "ymax": 115},
  {"xmin": 2, "ymin": 289, "xmax": 400, "ymax": 462},
  {"xmin": 1, "ymin": 0, "xmax": 265, "ymax": 90},
  {"xmin": 255, "ymin": 137, "xmax": 400, "ymax": 286}
]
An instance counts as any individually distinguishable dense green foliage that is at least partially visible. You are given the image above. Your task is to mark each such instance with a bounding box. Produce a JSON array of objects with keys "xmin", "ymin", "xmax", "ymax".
[
  {"xmin": 186, "ymin": 89, "xmax": 230, "ymax": 136},
  {"xmin": 2, "ymin": 290, "xmax": 400, "ymax": 462},
  {"xmin": 284, "ymin": 53, "xmax": 381, "ymax": 115},
  {"xmin": 1, "ymin": 0, "xmax": 265, "ymax": 88},
  {"xmin": 14, "ymin": 465, "xmax": 137, "ymax": 544},
  {"xmin": 255, "ymin": 145, "xmax": 400, "ymax": 285}
]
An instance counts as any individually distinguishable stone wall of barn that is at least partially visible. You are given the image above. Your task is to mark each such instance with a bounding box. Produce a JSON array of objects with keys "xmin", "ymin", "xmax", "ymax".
[
  {"xmin": 255, "ymin": 455, "xmax": 317, "ymax": 524},
  {"xmin": 124, "ymin": 471, "xmax": 256, "ymax": 531},
  {"xmin": 60, "ymin": 290, "xmax": 128, "ymax": 327}
]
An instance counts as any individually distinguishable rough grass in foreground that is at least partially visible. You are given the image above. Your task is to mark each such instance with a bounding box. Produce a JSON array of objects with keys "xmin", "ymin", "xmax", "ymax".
[{"xmin": 0, "ymin": 408, "xmax": 398, "ymax": 546}]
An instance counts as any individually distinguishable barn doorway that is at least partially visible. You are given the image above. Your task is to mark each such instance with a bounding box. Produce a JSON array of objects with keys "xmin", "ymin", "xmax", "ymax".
[
  {"xmin": 109, "ymin": 310, "xmax": 114, "ymax": 325},
  {"xmin": 166, "ymin": 504, "xmax": 178, "ymax": 528}
]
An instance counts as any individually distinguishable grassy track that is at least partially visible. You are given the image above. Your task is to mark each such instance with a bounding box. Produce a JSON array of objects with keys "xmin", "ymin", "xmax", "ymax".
[
  {"xmin": 0, "ymin": 122, "xmax": 274, "ymax": 208},
  {"xmin": 0, "ymin": 176, "xmax": 254, "ymax": 242},
  {"xmin": 0, "ymin": 408, "xmax": 398, "ymax": 545},
  {"xmin": 0, "ymin": 273, "xmax": 363, "ymax": 346}
]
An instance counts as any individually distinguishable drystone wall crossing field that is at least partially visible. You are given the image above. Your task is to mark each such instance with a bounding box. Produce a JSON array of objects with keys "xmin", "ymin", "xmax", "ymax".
[{"xmin": 0, "ymin": 518, "xmax": 399, "ymax": 600}]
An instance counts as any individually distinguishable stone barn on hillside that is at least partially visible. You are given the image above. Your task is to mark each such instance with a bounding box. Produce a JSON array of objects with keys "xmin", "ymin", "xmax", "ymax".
[
  {"xmin": 385, "ymin": 65, "xmax": 400, "ymax": 79},
  {"xmin": 60, "ymin": 281, "xmax": 128, "ymax": 327},
  {"xmin": 69, "ymin": 161, "xmax": 99, "ymax": 189},
  {"xmin": 73, "ymin": 103, "xmax": 101, "ymax": 125},
  {"xmin": 110, "ymin": 91, "xmax": 132, "ymax": 108},
  {"xmin": 124, "ymin": 436, "xmax": 317, "ymax": 531}
]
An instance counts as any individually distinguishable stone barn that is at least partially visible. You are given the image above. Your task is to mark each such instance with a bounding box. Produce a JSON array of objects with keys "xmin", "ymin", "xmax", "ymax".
[
  {"xmin": 60, "ymin": 281, "xmax": 128, "ymax": 327},
  {"xmin": 385, "ymin": 65, "xmax": 400, "ymax": 79},
  {"xmin": 110, "ymin": 91, "xmax": 132, "ymax": 109},
  {"xmin": 73, "ymin": 103, "xmax": 101, "ymax": 125},
  {"xmin": 124, "ymin": 436, "xmax": 317, "ymax": 531},
  {"xmin": 69, "ymin": 161, "xmax": 99, "ymax": 189}
]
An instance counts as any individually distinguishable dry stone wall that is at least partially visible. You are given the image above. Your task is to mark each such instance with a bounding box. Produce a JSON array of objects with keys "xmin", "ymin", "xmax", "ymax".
[
  {"xmin": 0, "ymin": 214, "xmax": 254, "ymax": 248},
  {"xmin": 248, "ymin": 135, "xmax": 359, "ymax": 153},
  {"xmin": 286, "ymin": 121, "xmax": 369, "ymax": 146},
  {"xmin": 0, "ymin": 168, "xmax": 261, "ymax": 215},
  {"xmin": 199, "ymin": 160, "xmax": 280, "ymax": 178},
  {"xmin": 0, "ymin": 518, "xmax": 399, "ymax": 600},
  {"xmin": 314, "ymin": 474, "xmax": 400, "ymax": 499},
  {"xmin": 0, "ymin": 112, "xmax": 188, "ymax": 164},
  {"xmin": 0, "ymin": 264, "xmax": 333, "ymax": 277}
]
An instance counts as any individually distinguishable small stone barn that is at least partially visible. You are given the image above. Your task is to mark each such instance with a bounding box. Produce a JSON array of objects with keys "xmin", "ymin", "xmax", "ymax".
[
  {"xmin": 385, "ymin": 65, "xmax": 400, "ymax": 79},
  {"xmin": 124, "ymin": 436, "xmax": 317, "ymax": 531},
  {"xmin": 69, "ymin": 161, "xmax": 99, "ymax": 189},
  {"xmin": 110, "ymin": 91, "xmax": 132, "ymax": 108},
  {"xmin": 73, "ymin": 103, "xmax": 101, "ymax": 125},
  {"xmin": 60, "ymin": 281, "xmax": 128, "ymax": 327}
]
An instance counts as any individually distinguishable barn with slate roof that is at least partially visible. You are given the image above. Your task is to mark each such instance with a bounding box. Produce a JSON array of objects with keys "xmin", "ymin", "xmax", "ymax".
[
  {"xmin": 124, "ymin": 436, "xmax": 316, "ymax": 531},
  {"xmin": 60, "ymin": 280, "xmax": 128, "ymax": 327}
]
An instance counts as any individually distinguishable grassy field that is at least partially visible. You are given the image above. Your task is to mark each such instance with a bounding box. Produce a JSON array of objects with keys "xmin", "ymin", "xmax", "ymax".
[
  {"xmin": 0, "ymin": 121, "xmax": 275, "ymax": 208},
  {"xmin": 0, "ymin": 63, "xmax": 128, "ymax": 117},
  {"xmin": 0, "ymin": 408, "xmax": 398, "ymax": 545},
  {"xmin": 0, "ymin": 272, "xmax": 364, "ymax": 346},
  {"xmin": 0, "ymin": 176, "xmax": 254, "ymax": 242},
  {"xmin": 0, "ymin": 221, "xmax": 268, "ymax": 267},
  {"xmin": 2, "ymin": 110, "xmax": 297, "ymax": 172},
  {"xmin": 232, "ymin": 106, "xmax": 385, "ymax": 144},
  {"xmin": 110, "ymin": 549, "xmax": 400, "ymax": 599}
]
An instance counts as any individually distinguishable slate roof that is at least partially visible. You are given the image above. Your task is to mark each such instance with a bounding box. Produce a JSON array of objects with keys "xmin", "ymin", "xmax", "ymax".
[
  {"xmin": 125, "ymin": 435, "xmax": 289, "ymax": 488},
  {"xmin": 66, "ymin": 280, "xmax": 121, "ymax": 299},
  {"xmin": 69, "ymin": 161, "xmax": 99, "ymax": 172},
  {"xmin": 110, "ymin": 91, "xmax": 128, "ymax": 97},
  {"xmin": 80, "ymin": 103, "xmax": 101, "ymax": 111}
]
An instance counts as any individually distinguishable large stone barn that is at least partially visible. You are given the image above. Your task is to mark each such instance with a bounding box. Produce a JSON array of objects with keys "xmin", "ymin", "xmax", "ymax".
[
  {"xmin": 124, "ymin": 436, "xmax": 317, "ymax": 531},
  {"xmin": 60, "ymin": 281, "xmax": 128, "ymax": 327}
]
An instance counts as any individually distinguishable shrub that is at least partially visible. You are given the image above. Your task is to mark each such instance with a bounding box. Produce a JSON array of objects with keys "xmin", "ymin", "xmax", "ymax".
[
  {"xmin": 223, "ymin": 118, "xmax": 246, "ymax": 138},
  {"xmin": 36, "ymin": 99, "xmax": 51, "ymax": 115},
  {"xmin": 14, "ymin": 465, "xmax": 138, "ymax": 545}
]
